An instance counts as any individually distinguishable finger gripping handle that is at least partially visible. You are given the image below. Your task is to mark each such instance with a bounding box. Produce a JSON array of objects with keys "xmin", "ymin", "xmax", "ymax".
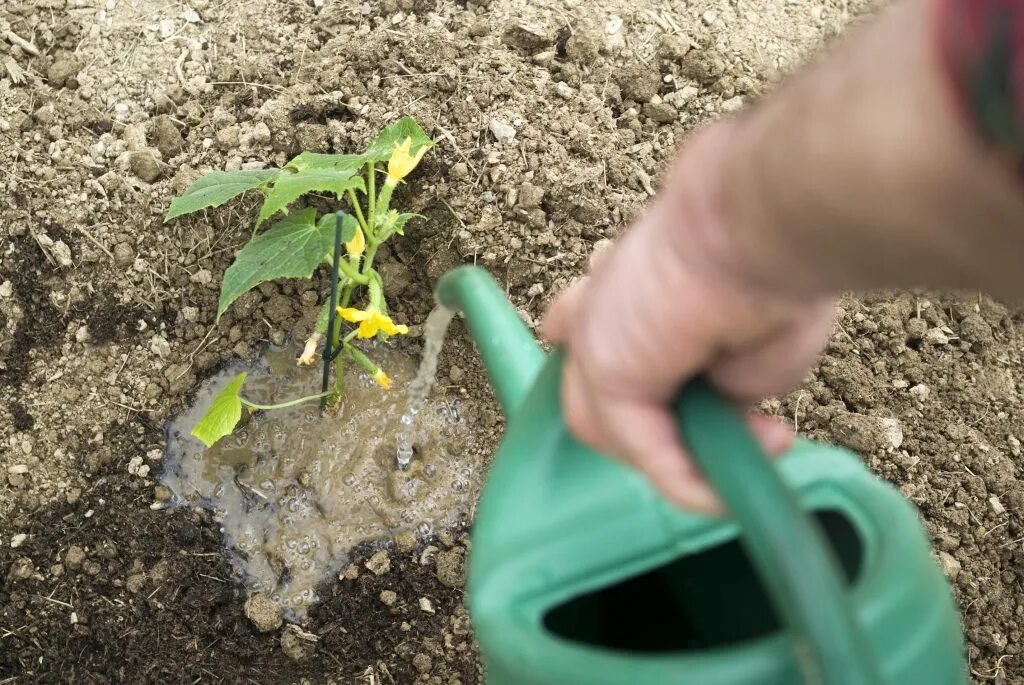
[{"xmin": 674, "ymin": 380, "xmax": 882, "ymax": 685}]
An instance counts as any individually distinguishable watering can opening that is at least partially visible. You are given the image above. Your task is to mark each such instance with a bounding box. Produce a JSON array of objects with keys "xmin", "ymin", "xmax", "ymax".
[{"xmin": 542, "ymin": 509, "xmax": 864, "ymax": 654}]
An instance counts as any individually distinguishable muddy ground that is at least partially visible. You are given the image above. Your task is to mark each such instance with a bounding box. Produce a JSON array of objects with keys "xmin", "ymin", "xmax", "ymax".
[{"xmin": 2, "ymin": 0, "xmax": 1023, "ymax": 683}]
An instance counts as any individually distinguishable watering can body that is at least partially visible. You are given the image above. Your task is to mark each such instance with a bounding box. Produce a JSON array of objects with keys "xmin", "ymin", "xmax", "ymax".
[{"xmin": 435, "ymin": 266, "xmax": 967, "ymax": 685}]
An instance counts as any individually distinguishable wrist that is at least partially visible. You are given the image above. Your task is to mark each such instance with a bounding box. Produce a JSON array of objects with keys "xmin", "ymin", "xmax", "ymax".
[{"xmin": 656, "ymin": 122, "xmax": 826, "ymax": 304}]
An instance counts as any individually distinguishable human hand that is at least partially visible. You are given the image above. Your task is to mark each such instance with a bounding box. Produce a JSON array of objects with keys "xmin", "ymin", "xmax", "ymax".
[{"xmin": 544, "ymin": 125, "xmax": 836, "ymax": 513}]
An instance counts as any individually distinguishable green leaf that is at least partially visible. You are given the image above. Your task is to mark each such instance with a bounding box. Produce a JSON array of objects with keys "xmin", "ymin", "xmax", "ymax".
[
  {"xmin": 317, "ymin": 212, "xmax": 359, "ymax": 250},
  {"xmin": 364, "ymin": 116, "xmax": 433, "ymax": 163},
  {"xmin": 393, "ymin": 212, "xmax": 423, "ymax": 236},
  {"xmin": 258, "ymin": 168, "xmax": 365, "ymax": 225},
  {"xmin": 379, "ymin": 210, "xmax": 423, "ymax": 237},
  {"xmin": 217, "ymin": 207, "xmax": 333, "ymax": 320},
  {"xmin": 192, "ymin": 373, "xmax": 247, "ymax": 447},
  {"xmin": 286, "ymin": 152, "xmax": 365, "ymax": 174},
  {"xmin": 165, "ymin": 170, "xmax": 279, "ymax": 222}
]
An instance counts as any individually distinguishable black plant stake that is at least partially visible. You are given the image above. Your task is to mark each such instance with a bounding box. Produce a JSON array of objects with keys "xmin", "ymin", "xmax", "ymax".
[{"xmin": 321, "ymin": 210, "xmax": 345, "ymax": 412}]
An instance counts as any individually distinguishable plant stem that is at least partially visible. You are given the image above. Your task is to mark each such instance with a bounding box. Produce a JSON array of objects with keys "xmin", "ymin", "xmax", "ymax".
[
  {"xmin": 331, "ymin": 283, "xmax": 356, "ymax": 399},
  {"xmin": 347, "ymin": 188, "xmax": 369, "ymax": 232},
  {"xmin": 336, "ymin": 257, "xmax": 369, "ymax": 283},
  {"xmin": 240, "ymin": 391, "xmax": 330, "ymax": 411},
  {"xmin": 367, "ymin": 161, "xmax": 377, "ymax": 231}
]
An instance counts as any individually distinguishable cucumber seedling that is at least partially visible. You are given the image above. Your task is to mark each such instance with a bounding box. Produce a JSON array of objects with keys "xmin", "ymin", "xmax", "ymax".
[{"xmin": 165, "ymin": 117, "xmax": 433, "ymax": 446}]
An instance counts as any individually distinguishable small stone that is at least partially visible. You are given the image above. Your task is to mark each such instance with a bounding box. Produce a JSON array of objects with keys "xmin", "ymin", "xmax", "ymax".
[
  {"xmin": 658, "ymin": 33, "xmax": 691, "ymax": 60},
  {"xmin": 435, "ymin": 548, "xmax": 465, "ymax": 588},
  {"xmin": 936, "ymin": 551, "xmax": 961, "ymax": 581},
  {"xmin": 126, "ymin": 572, "xmax": 147, "ymax": 593},
  {"xmin": 47, "ymin": 58, "xmax": 81, "ymax": 88},
  {"xmin": 502, "ymin": 23, "xmax": 554, "ymax": 52},
  {"xmin": 642, "ymin": 101, "xmax": 678, "ymax": 124},
  {"xmin": 244, "ymin": 593, "xmax": 283, "ymax": 632},
  {"xmin": 959, "ymin": 313, "xmax": 994, "ymax": 350},
  {"xmin": 251, "ymin": 122, "xmax": 272, "ymax": 145},
  {"xmin": 340, "ymin": 563, "xmax": 359, "ymax": 580},
  {"xmin": 0, "ymin": 281, "xmax": 12, "ymax": 298},
  {"xmin": 617, "ymin": 67, "xmax": 660, "ymax": 102},
  {"xmin": 989, "ymin": 496, "xmax": 1006, "ymax": 516},
  {"xmin": 150, "ymin": 115, "xmax": 183, "ymax": 158},
  {"xmin": 468, "ymin": 18, "xmax": 490, "ymax": 37},
  {"xmin": 909, "ymin": 384, "xmax": 930, "ymax": 401},
  {"xmin": 190, "ymin": 269, "xmax": 213, "ymax": 285},
  {"xmin": 8, "ymin": 557, "xmax": 33, "ymax": 581},
  {"xmin": 905, "ymin": 317, "xmax": 928, "ymax": 341},
  {"xmin": 10, "ymin": 533, "xmax": 27, "ymax": 548},
  {"xmin": 489, "ymin": 118, "xmax": 517, "ymax": 143},
  {"xmin": 412, "ymin": 653, "xmax": 433, "ymax": 674},
  {"xmin": 830, "ymin": 412, "xmax": 903, "ymax": 454},
  {"xmin": 379, "ymin": 590, "xmax": 398, "ymax": 606},
  {"xmin": 129, "ymin": 150, "xmax": 162, "ymax": 183},
  {"xmin": 113, "ymin": 242, "xmax": 135, "ymax": 267},
  {"xmin": 526, "ymin": 283, "xmax": 544, "ymax": 298},
  {"xmin": 720, "ymin": 96, "xmax": 744, "ymax": 113},
  {"xmin": 518, "ymin": 182, "xmax": 545, "ymax": 209},
  {"xmin": 51, "ymin": 240, "xmax": 73, "ymax": 267},
  {"xmin": 280, "ymin": 625, "xmax": 316, "ymax": 660},
  {"xmin": 123, "ymin": 124, "xmax": 148, "ymax": 151},
  {"xmin": 1009, "ymin": 435, "xmax": 1021, "ymax": 457},
  {"xmin": 365, "ymin": 550, "xmax": 391, "ymax": 576},
  {"xmin": 702, "ymin": 10, "xmax": 718, "ymax": 25},
  {"xmin": 379, "ymin": 261, "xmax": 413, "ymax": 298},
  {"xmin": 418, "ymin": 597, "xmax": 435, "ymax": 613},
  {"xmin": 181, "ymin": 306, "xmax": 198, "ymax": 322},
  {"xmin": 925, "ymin": 328, "xmax": 949, "ymax": 346},
  {"xmin": 451, "ymin": 162, "xmax": 468, "ymax": 179},
  {"xmin": 7, "ymin": 464, "xmax": 29, "ymax": 475},
  {"xmin": 555, "ymin": 82, "xmax": 575, "ymax": 100},
  {"xmin": 215, "ymin": 125, "xmax": 240, "ymax": 151}
]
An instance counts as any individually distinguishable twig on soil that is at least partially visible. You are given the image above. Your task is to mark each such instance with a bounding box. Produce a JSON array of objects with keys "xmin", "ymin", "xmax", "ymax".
[
  {"xmin": 793, "ymin": 392, "xmax": 808, "ymax": 433},
  {"xmin": 971, "ymin": 654, "xmax": 1011, "ymax": 680},
  {"xmin": 210, "ymin": 81, "xmax": 288, "ymax": 95},
  {"xmin": 34, "ymin": 594, "xmax": 73, "ymax": 609},
  {"xmin": 5, "ymin": 30, "xmax": 40, "ymax": 56},
  {"xmin": 174, "ymin": 47, "xmax": 188, "ymax": 83}
]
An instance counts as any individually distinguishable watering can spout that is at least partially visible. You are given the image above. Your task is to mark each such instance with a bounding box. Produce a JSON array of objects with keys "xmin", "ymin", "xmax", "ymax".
[{"xmin": 434, "ymin": 266, "xmax": 546, "ymax": 417}]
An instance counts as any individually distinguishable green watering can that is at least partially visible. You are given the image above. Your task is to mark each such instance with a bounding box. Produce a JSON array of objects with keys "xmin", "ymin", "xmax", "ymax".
[{"xmin": 435, "ymin": 266, "xmax": 967, "ymax": 685}]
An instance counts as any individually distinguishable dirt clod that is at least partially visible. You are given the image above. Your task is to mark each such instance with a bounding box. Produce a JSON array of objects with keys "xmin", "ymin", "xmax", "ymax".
[
  {"xmin": 366, "ymin": 549, "xmax": 392, "ymax": 576},
  {"xmin": 435, "ymin": 548, "xmax": 465, "ymax": 588},
  {"xmin": 830, "ymin": 412, "xmax": 903, "ymax": 453},
  {"xmin": 245, "ymin": 593, "xmax": 284, "ymax": 633},
  {"xmin": 129, "ymin": 150, "xmax": 163, "ymax": 183}
]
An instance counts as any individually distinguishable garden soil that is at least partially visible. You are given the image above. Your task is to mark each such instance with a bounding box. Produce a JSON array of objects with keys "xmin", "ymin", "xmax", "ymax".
[{"xmin": 2, "ymin": 0, "xmax": 1023, "ymax": 683}]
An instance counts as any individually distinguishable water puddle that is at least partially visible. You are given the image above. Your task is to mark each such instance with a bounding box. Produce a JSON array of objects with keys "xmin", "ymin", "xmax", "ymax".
[{"xmin": 161, "ymin": 334, "xmax": 477, "ymax": 621}]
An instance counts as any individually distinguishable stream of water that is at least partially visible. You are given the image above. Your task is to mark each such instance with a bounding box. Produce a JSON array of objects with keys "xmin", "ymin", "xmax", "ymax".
[{"xmin": 396, "ymin": 305, "xmax": 456, "ymax": 469}]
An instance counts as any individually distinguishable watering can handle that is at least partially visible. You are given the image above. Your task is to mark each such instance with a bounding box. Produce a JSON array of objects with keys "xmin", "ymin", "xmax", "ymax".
[{"xmin": 674, "ymin": 380, "xmax": 882, "ymax": 685}]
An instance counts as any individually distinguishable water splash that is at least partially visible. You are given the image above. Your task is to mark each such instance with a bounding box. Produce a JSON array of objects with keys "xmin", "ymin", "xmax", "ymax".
[{"xmin": 397, "ymin": 305, "xmax": 456, "ymax": 469}]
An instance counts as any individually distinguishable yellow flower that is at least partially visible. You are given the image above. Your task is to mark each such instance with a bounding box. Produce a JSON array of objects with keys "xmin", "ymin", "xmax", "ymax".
[
  {"xmin": 372, "ymin": 368, "xmax": 392, "ymax": 389},
  {"xmin": 337, "ymin": 306, "xmax": 409, "ymax": 338},
  {"xmin": 345, "ymin": 225, "xmax": 365, "ymax": 258},
  {"xmin": 386, "ymin": 137, "xmax": 427, "ymax": 185}
]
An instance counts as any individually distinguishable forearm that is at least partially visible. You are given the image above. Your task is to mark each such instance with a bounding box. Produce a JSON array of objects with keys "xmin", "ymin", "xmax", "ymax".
[{"xmin": 694, "ymin": 0, "xmax": 1024, "ymax": 301}]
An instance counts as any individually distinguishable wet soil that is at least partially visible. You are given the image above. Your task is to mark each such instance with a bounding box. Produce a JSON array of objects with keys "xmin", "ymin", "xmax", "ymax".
[{"xmin": 3, "ymin": 0, "xmax": 1022, "ymax": 682}]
